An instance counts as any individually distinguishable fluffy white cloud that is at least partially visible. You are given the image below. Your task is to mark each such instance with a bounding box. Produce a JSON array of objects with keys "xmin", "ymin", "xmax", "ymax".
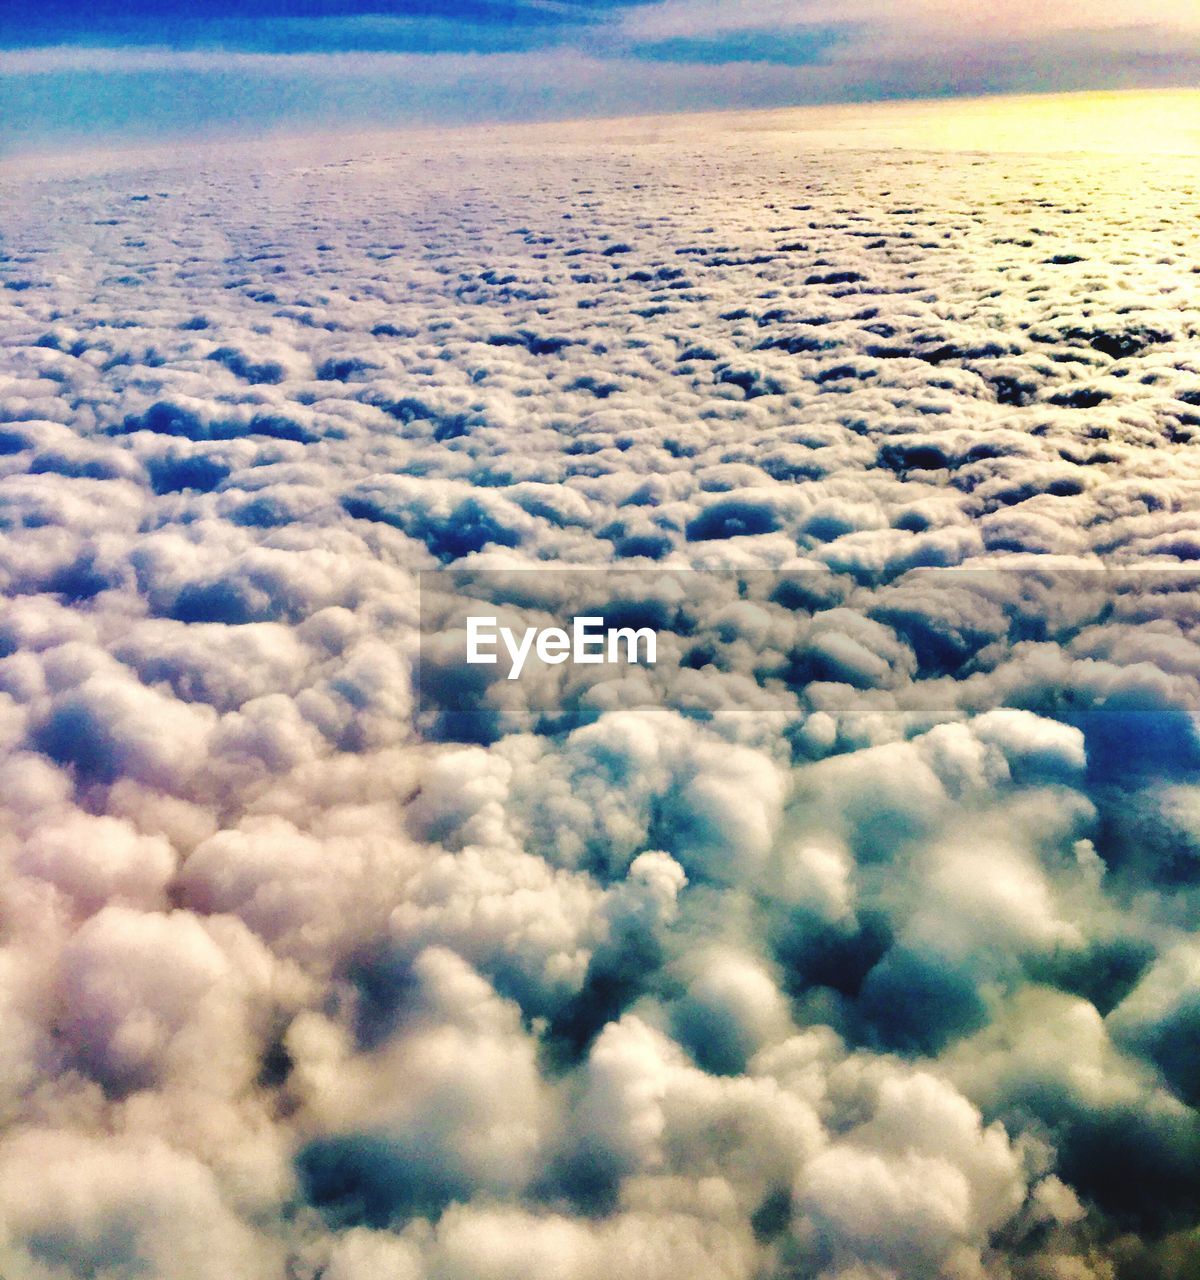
[{"xmin": 0, "ymin": 99, "xmax": 1199, "ymax": 1280}]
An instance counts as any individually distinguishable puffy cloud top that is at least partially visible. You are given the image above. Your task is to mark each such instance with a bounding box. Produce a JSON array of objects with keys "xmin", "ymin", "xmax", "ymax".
[{"xmin": 1, "ymin": 105, "xmax": 1200, "ymax": 1279}]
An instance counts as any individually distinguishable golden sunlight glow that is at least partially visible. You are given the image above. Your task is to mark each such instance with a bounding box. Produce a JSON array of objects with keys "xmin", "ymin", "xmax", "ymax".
[
  {"xmin": 793, "ymin": 89, "xmax": 1200, "ymax": 156},
  {"xmin": 525, "ymin": 88, "xmax": 1200, "ymax": 158}
]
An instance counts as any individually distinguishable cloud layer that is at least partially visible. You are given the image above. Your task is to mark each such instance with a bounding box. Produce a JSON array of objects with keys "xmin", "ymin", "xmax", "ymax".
[{"xmin": 1, "ymin": 102, "xmax": 1200, "ymax": 1277}]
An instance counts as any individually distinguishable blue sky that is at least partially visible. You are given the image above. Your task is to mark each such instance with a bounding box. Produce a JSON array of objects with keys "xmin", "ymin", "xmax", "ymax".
[{"xmin": 2, "ymin": 1, "xmax": 1199, "ymax": 149}]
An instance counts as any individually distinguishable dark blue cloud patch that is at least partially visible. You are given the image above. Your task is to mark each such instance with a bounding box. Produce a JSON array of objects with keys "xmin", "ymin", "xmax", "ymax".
[
  {"xmin": 627, "ymin": 25, "xmax": 853, "ymax": 68},
  {"xmin": 0, "ymin": 0, "xmax": 664, "ymax": 54},
  {"xmin": 298, "ymin": 1132, "xmax": 470, "ymax": 1229}
]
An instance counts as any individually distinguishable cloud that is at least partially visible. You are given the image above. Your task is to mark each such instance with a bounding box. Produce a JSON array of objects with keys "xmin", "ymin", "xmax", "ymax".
[
  {"xmin": 0, "ymin": 1130, "xmax": 282, "ymax": 1280},
  {"xmin": 0, "ymin": 98, "xmax": 1199, "ymax": 1279},
  {"xmin": 618, "ymin": 0, "xmax": 1200, "ymax": 41}
]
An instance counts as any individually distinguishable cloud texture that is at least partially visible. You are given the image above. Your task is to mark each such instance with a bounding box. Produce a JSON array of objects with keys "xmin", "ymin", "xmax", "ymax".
[{"xmin": 1, "ymin": 102, "xmax": 1200, "ymax": 1278}]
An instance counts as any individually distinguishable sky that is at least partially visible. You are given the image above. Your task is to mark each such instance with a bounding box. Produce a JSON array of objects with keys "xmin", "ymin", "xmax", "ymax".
[{"xmin": 3, "ymin": 0, "xmax": 1200, "ymax": 147}]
